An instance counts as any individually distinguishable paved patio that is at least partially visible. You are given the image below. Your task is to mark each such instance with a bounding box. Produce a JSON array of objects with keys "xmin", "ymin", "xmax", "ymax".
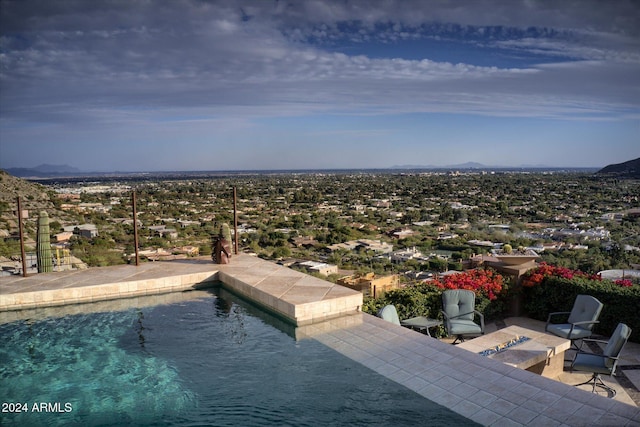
[{"xmin": 1, "ymin": 255, "xmax": 638, "ymax": 426}]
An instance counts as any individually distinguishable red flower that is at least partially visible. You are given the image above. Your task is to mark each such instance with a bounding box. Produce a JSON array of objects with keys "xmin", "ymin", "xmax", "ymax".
[
  {"xmin": 523, "ymin": 262, "xmax": 632, "ymax": 288},
  {"xmin": 432, "ymin": 269, "xmax": 505, "ymax": 301},
  {"xmin": 614, "ymin": 279, "xmax": 633, "ymax": 288}
]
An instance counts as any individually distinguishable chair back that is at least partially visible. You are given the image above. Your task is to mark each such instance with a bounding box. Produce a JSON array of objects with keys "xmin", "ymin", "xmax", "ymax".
[
  {"xmin": 442, "ymin": 290, "xmax": 476, "ymax": 321},
  {"xmin": 567, "ymin": 295, "xmax": 603, "ymax": 330},
  {"xmin": 603, "ymin": 323, "xmax": 632, "ymax": 367},
  {"xmin": 378, "ymin": 305, "xmax": 401, "ymax": 326}
]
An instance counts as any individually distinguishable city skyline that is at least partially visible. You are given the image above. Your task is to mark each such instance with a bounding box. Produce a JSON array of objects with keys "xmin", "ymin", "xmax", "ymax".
[{"xmin": 1, "ymin": 0, "xmax": 639, "ymax": 171}]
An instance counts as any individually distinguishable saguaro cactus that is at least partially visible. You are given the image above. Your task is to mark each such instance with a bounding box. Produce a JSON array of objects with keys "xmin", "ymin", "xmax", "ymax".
[
  {"xmin": 37, "ymin": 211, "xmax": 53, "ymax": 273},
  {"xmin": 220, "ymin": 223, "xmax": 232, "ymax": 248}
]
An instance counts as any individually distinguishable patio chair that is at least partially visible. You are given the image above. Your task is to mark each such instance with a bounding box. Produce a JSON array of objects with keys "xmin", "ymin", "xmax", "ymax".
[
  {"xmin": 376, "ymin": 305, "xmax": 443, "ymax": 337},
  {"xmin": 571, "ymin": 323, "xmax": 631, "ymax": 398},
  {"xmin": 441, "ymin": 289, "xmax": 485, "ymax": 344},
  {"xmin": 545, "ymin": 294, "xmax": 603, "ymax": 350},
  {"xmin": 377, "ymin": 305, "xmax": 402, "ymax": 325}
]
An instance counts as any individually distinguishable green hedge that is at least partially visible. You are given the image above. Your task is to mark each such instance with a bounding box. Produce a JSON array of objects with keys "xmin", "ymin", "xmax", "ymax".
[
  {"xmin": 362, "ymin": 283, "xmax": 510, "ymax": 338},
  {"xmin": 523, "ymin": 276, "xmax": 640, "ymax": 343}
]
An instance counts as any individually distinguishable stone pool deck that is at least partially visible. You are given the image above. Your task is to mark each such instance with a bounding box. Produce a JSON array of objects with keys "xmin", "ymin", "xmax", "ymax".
[
  {"xmin": 1, "ymin": 255, "xmax": 639, "ymax": 426},
  {"xmin": 0, "ymin": 255, "xmax": 362, "ymax": 326}
]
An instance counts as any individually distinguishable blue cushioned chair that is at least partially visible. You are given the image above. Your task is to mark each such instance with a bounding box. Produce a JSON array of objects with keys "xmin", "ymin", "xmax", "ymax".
[
  {"xmin": 571, "ymin": 323, "xmax": 631, "ymax": 398},
  {"xmin": 545, "ymin": 294, "xmax": 603, "ymax": 350},
  {"xmin": 377, "ymin": 305, "xmax": 402, "ymax": 325},
  {"xmin": 441, "ymin": 289, "xmax": 485, "ymax": 344},
  {"xmin": 377, "ymin": 305, "xmax": 443, "ymax": 337}
]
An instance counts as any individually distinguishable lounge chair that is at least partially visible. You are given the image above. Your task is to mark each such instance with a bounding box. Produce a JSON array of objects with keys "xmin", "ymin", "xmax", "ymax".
[
  {"xmin": 571, "ymin": 323, "xmax": 631, "ymax": 397},
  {"xmin": 441, "ymin": 289, "xmax": 485, "ymax": 344},
  {"xmin": 545, "ymin": 294, "xmax": 603, "ymax": 350}
]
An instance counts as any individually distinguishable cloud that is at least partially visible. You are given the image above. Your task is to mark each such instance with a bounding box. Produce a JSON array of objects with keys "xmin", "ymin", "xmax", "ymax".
[{"xmin": 1, "ymin": 0, "xmax": 638, "ymax": 161}]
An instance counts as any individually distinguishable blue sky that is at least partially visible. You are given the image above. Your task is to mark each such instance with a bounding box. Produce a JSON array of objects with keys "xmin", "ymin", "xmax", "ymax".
[{"xmin": 0, "ymin": 0, "xmax": 638, "ymax": 171}]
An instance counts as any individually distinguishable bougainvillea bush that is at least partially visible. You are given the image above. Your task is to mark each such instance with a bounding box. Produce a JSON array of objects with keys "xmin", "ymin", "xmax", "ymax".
[
  {"xmin": 362, "ymin": 268, "xmax": 510, "ymax": 337},
  {"xmin": 432, "ymin": 268, "xmax": 505, "ymax": 301},
  {"xmin": 431, "ymin": 268, "xmax": 509, "ymax": 320},
  {"xmin": 521, "ymin": 262, "xmax": 601, "ymax": 288},
  {"xmin": 522, "ymin": 263, "xmax": 640, "ymax": 342}
]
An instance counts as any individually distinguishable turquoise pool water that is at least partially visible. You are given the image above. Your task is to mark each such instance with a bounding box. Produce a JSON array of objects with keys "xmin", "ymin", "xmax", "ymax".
[{"xmin": 1, "ymin": 289, "xmax": 476, "ymax": 426}]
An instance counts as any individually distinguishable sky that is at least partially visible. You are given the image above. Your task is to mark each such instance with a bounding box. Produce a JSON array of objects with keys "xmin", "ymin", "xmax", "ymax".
[{"xmin": 0, "ymin": 0, "xmax": 639, "ymax": 172}]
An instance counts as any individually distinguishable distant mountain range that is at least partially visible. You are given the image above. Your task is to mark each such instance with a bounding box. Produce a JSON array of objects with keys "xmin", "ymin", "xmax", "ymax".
[
  {"xmin": 390, "ymin": 162, "xmax": 590, "ymax": 170},
  {"xmin": 596, "ymin": 157, "xmax": 640, "ymax": 178},
  {"xmin": 4, "ymin": 164, "xmax": 82, "ymax": 178},
  {"xmin": 5, "ymin": 159, "xmax": 636, "ymax": 179},
  {"xmin": 392, "ymin": 162, "xmax": 488, "ymax": 169}
]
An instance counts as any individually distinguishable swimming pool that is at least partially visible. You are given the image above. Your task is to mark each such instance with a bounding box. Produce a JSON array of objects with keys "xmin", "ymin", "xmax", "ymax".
[{"xmin": 1, "ymin": 288, "xmax": 477, "ymax": 426}]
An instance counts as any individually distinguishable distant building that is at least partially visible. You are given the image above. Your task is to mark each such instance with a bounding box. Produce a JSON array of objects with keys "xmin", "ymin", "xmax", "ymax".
[
  {"xmin": 295, "ymin": 260, "xmax": 338, "ymax": 276},
  {"xmin": 12, "ymin": 209, "xmax": 29, "ymax": 219},
  {"xmin": 390, "ymin": 228, "xmax": 414, "ymax": 239},
  {"xmin": 147, "ymin": 225, "xmax": 178, "ymax": 239},
  {"xmin": 337, "ymin": 272, "xmax": 400, "ymax": 298},
  {"xmin": 468, "ymin": 239, "xmax": 495, "ymax": 248},
  {"xmin": 236, "ymin": 223, "xmax": 257, "ymax": 234},
  {"xmin": 178, "ymin": 220, "xmax": 201, "ymax": 228},
  {"xmin": 437, "ymin": 232, "xmax": 459, "ymax": 240},
  {"xmin": 412, "ymin": 221, "xmax": 433, "ymax": 227},
  {"xmin": 63, "ymin": 224, "xmax": 99, "ymax": 239},
  {"xmin": 327, "ymin": 239, "xmax": 393, "ymax": 253},
  {"xmin": 355, "ymin": 239, "xmax": 394, "ymax": 253},
  {"xmin": 390, "ymin": 247, "xmax": 429, "ymax": 263},
  {"xmin": 291, "ymin": 236, "xmax": 319, "ymax": 248},
  {"xmin": 173, "ymin": 246, "xmax": 200, "ymax": 256},
  {"xmin": 627, "ymin": 208, "xmax": 640, "ymax": 218},
  {"xmin": 54, "ymin": 231, "xmax": 74, "ymax": 242}
]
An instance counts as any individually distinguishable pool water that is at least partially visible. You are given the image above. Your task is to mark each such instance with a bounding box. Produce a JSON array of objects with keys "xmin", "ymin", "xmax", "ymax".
[{"xmin": 1, "ymin": 289, "xmax": 476, "ymax": 426}]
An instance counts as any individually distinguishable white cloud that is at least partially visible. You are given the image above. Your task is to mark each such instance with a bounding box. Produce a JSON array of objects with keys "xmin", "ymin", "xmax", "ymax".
[{"xmin": 1, "ymin": 0, "xmax": 638, "ymax": 170}]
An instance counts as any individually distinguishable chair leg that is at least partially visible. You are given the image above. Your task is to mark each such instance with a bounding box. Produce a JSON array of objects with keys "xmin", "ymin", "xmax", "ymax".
[
  {"xmin": 570, "ymin": 338, "xmax": 584, "ymax": 351},
  {"xmin": 451, "ymin": 335, "xmax": 464, "ymax": 345},
  {"xmin": 574, "ymin": 373, "xmax": 617, "ymax": 398}
]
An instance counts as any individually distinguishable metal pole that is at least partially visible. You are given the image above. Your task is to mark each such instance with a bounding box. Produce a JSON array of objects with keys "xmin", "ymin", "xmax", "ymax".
[
  {"xmin": 17, "ymin": 197, "xmax": 28, "ymax": 277},
  {"xmin": 233, "ymin": 186, "xmax": 239, "ymax": 255},
  {"xmin": 132, "ymin": 191, "xmax": 140, "ymax": 266}
]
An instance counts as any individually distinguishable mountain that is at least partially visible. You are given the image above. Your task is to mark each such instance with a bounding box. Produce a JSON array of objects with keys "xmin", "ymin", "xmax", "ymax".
[
  {"xmin": 0, "ymin": 170, "xmax": 53, "ymax": 206},
  {"xmin": 597, "ymin": 157, "xmax": 640, "ymax": 178},
  {"xmin": 0, "ymin": 170, "xmax": 80, "ymax": 238},
  {"xmin": 5, "ymin": 164, "xmax": 82, "ymax": 178},
  {"xmin": 392, "ymin": 162, "xmax": 490, "ymax": 169},
  {"xmin": 390, "ymin": 162, "xmax": 553, "ymax": 170},
  {"xmin": 0, "ymin": 170, "xmax": 56, "ymax": 235},
  {"xmin": 33, "ymin": 164, "xmax": 82, "ymax": 174}
]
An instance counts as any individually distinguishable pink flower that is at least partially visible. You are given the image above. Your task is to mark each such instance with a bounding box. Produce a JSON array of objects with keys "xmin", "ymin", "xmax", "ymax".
[{"xmin": 614, "ymin": 279, "xmax": 633, "ymax": 288}]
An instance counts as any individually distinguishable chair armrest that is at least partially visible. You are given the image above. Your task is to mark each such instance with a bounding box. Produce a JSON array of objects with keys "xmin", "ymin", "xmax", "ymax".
[
  {"xmin": 441, "ymin": 310, "xmax": 485, "ymax": 334},
  {"xmin": 574, "ymin": 350, "xmax": 620, "ymax": 363},
  {"xmin": 545, "ymin": 311, "xmax": 571, "ymax": 331},
  {"xmin": 581, "ymin": 338, "xmax": 608, "ymax": 346},
  {"xmin": 443, "ymin": 311, "xmax": 478, "ymax": 320},
  {"xmin": 565, "ymin": 320, "xmax": 600, "ymax": 337},
  {"xmin": 440, "ymin": 310, "xmax": 452, "ymax": 332},
  {"xmin": 546, "ymin": 311, "xmax": 570, "ymax": 321},
  {"xmin": 474, "ymin": 310, "xmax": 485, "ymax": 332},
  {"xmin": 571, "ymin": 320, "xmax": 600, "ymax": 327},
  {"xmin": 548, "ymin": 311, "xmax": 571, "ymax": 316}
]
